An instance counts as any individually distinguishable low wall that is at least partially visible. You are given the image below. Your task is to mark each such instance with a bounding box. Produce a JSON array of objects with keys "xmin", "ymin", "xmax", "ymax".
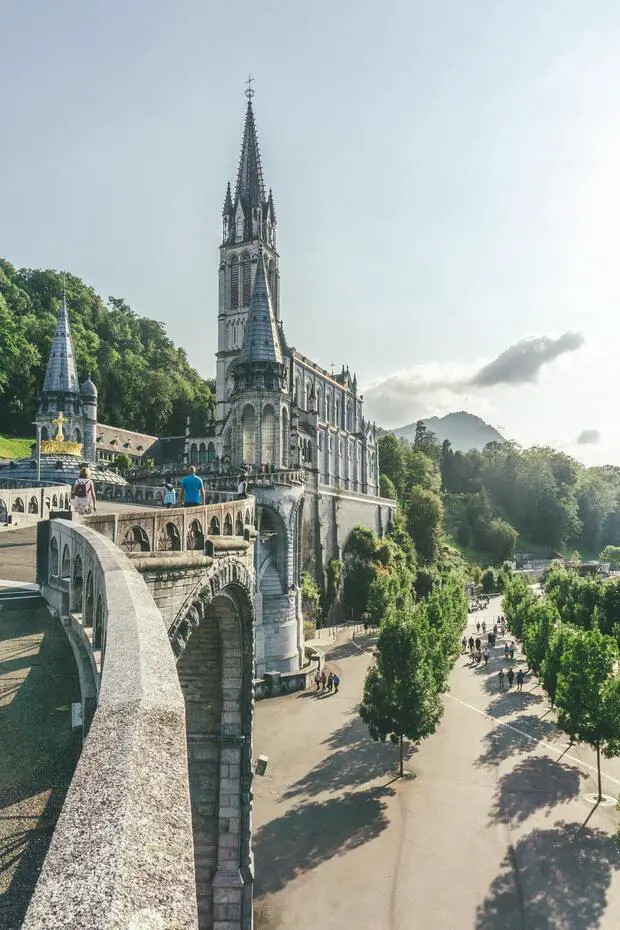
[
  {"xmin": 0, "ymin": 484, "xmax": 71, "ymax": 526},
  {"xmin": 24, "ymin": 521, "xmax": 198, "ymax": 929},
  {"xmin": 254, "ymin": 643, "xmax": 323, "ymax": 699}
]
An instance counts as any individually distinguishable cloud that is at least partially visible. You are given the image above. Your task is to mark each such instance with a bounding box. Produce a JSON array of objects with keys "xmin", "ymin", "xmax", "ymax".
[
  {"xmin": 576, "ymin": 429, "xmax": 601, "ymax": 445},
  {"xmin": 469, "ymin": 332, "xmax": 585, "ymax": 388},
  {"xmin": 364, "ymin": 331, "xmax": 585, "ymax": 427}
]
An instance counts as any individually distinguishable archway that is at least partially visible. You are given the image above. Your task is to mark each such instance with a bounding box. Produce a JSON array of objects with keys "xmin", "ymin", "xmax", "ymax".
[
  {"xmin": 61, "ymin": 544, "xmax": 71, "ymax": 579},
  {"xmin": 28, "ymin": 495, "xmax": 38, "ymax": 514},
  {"xmin": 187, "ymin": 519, "xmax": 204, "ymax": 551},
  {"xmin": 73, "ymin": 555, "xmax": 83, "ymax": 613},
  {"xmin": 159, "ymin": 522, "xmax": 181, "ymax": 551},
  {"xmin": 241, "ymin": 405, "xmax": 256, "ymax": 465},
  {"xmin": 12, "ymin": 497, "xmax": 24, "ymax": 513},
  {"xmin": 174, "ymin": 581, "xmax": 254, "ymax": 928}
]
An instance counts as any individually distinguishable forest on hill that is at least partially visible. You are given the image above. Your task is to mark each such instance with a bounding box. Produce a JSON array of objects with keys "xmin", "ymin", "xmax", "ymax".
[
  {"xmin": 378, "ymin": 423, "xmax": 620, "ymax": 565},
  {"xmin": 0, "ymin": 259, "xmax": 215, "ymax": 439}
]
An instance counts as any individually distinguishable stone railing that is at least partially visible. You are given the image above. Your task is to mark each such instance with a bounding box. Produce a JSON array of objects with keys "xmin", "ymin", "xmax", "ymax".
[
  {"xmin": 83, "ymin": 496, "xmax": 256, "ymax": 554},
  {"xmin": 0, "ymin": 483, "xmax": 71, "ymax": 524},
  {"xmin": 254, "ymin": 642, "xmax": 323, "ymax": 699},
  {"xmin": 94, "ymin": 480, "xmax": 241, "ymax": 506},
  {"xmin": 25, "ymin": 519, "xmax": 198, "ymax": 929}
]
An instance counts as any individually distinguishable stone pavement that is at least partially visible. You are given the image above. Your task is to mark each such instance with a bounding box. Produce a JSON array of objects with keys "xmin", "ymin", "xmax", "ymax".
[
  {"xmin": 253, "ymin": 601, "xmax": 620, "ymax": 929},
  {"xmin": 0, "ymin": 598, "xmax": 81, "ymax": 929}
]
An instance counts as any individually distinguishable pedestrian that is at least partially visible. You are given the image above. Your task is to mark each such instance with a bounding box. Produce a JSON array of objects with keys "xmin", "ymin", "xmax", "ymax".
[
  {"xmin": 476, "ymin": 621, "xmax": 481, "ymax": 633},
  {"xmin": 516, "ymin": 670, "xmax": 524, "ymax": 691},
  {"xmin": 493, "ymin": 624, "xmax": 498, "ymax": 636},
  {"xmin": 333, "ymin": 673, "xmax": 340, "ymax": 693},
  {"xmin": 498, "ymin": 668, "xmax": 505, "ymax": 690},
  {"xmin": 509, "ymin": 642, "xmax": 515, "ymax": 660},
  {"xmin": 321, "ymin": 670, "xmax": 327, "ymax": 692},
  {"xmin": 461, "ymin": 635, "xmax": 467, "ymax": 653},
  {"xmin": 314, "ymin": 671, "xmax": 321, "ymax": 692},
  {"xmin": 237, "ymin": 474, "xmax": 248, "ymax": 500},
  {"xmin": 504, "ymin": 644, "xmax": 510, "ymax": 660},
  {"xmin": 179, "ymin": 465, "xmax": 205, "ymax": 507},
  {"xmin": 71, "ymin": 466, "xmax": 97, "ymax": 515},
  {"xmin": 468, "ymin": 636, "xmax": 474, "ymax": 653},
  {"xmin": 482, "ymin": 620, "xmax": 487, "ymax": 633},
  {"xmin": 507, "ymin": 668, "xmax": 515, "ymax": 688},
  {"xmin": 475, "ymin": 649, "xmax": 482, "ymax": 664},
  {"xmin": 483, "ymin": 648, "xmax": 490, "ymax": 667},
  {"xmin": 163, "ymin": 477, "xmax": 176, "ymax": 509},
  {"xmin": 475, "ymin": 637, "xmax": 481, "ymax": 652},
  {"xmin": 327, "ymin": 672, "xmax": 334, "ymax": 692}
]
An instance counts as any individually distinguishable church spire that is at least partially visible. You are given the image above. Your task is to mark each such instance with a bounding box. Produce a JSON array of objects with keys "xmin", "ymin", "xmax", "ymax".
[
  {"xmin": 238, "ymin": 251, "xmax": 282, "ymax": 365},
  {"xmin": 234, "ymin": 83, "xmax": 266, "ymax": 210},
  {"xmin": 42, "ymin": 287, "xmax": 80, "ymax": 394}
]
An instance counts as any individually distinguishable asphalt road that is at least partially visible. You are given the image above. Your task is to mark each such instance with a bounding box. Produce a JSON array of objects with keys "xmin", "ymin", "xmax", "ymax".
[{"xmin": 253, "ymin": 597, "xmax": 620, "ymax": 930}]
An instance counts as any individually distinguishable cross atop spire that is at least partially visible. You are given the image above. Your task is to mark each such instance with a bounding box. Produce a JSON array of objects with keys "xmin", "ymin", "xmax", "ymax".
[
  {"xmin": 234, "ymin": 92, "xmax": 266, "ymax": 209},
  {"xmin": 245, "ymin": 74, "xmax": 255, "ymax": 101}
]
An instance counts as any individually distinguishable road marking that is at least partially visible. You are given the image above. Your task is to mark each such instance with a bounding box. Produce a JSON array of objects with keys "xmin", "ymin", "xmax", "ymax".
[{"xmin": 446, "ymin": 692, "xmax": 620, "ymax": 788}]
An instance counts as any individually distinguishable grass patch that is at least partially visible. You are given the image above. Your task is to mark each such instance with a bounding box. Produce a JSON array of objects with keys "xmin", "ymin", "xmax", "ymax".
[{"xmin": 0, "ymin": 435, "xmax": 33, "ymax": 460}]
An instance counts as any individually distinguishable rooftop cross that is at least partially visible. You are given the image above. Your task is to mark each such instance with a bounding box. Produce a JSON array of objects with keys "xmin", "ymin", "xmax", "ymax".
[{"xmin": 245, "ymin": 74, "xmax": 255, "ymax": 101}]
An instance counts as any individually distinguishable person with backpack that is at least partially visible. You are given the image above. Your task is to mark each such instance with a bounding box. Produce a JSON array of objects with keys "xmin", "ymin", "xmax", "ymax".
[
  {"xmin": 333, "ymin": 672, "xmax": 340, "ymax": 693},
  {"xmin": 163, "ymin": 477, "xmax": 176, "ymax": 509},
  {"xmin": 71, "ymin": 466, "xmax": 96, "ymax": 515}
]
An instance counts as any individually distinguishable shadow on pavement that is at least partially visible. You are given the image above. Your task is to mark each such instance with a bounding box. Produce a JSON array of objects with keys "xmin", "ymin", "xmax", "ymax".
[
  {"xmin": 476, "ymin": 821, "xmax": 620, "ymax": 929},
  {"xmin": 476, "ymin": 714, "xmax": 558, "ymax": 769},
  {"xmin": 487, "ymin": 690, "xmax": 544, "ymax": 719},
  {"xmin": 282, "ymin": 716, "xmax": 411, "ymax": 800},
  {"xmin": 490, "ymin": 755, "xmax": 585, "ymax": 826},
  {"xmin": 253, "ymin": 786, "xmax": 393, "ymax": 897},
  {"xmin": 324, "ymin": 639, "xmax": 366, "ymax": 662}
]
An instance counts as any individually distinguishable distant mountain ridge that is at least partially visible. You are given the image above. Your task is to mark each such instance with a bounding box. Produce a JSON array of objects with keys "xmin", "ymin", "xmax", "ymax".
[{"xmin": 392, "ymin": 411, "xmax": 506, "ymax": 452}]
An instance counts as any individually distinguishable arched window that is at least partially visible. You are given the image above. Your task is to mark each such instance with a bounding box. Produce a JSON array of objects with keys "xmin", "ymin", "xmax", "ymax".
[
  {"xmin": 50, "ymin": 538, "xmax": 59, "ymax": 576},
  {"xmin": 207, "ymin": 441, "xmax": 215, "ymax": 462},
  {"xmin": 0, "ymin": 499, "xmax": 7, "ymax": 523},
  {"xmin": 335, "ymin": 398, "xmax": 341, "ymax": 428},
  {"xmin": 235, "ymin": 512, "xmax": 244, "ymax": 535},
  {"xmin": 305, "ymin": 382, "xmax": 312, "ymax": 411},
  {"xmin": 28, "ymin": 496, "xmax": 38, "ymax": 514},
  {"xmin": 40, "ymin": 426, "xmax": 49, "ymax": 441},
  {"xmin": 325, "ymin": 392, "xmax": 331, "ymax": 424},
  {"xmin": 159, "ymin": 522, "xmax": 181, "ymax": 551},
  {"xmin": 84, "ymin": 573, "xmax": 94, "ymax": 624},
  {"xmin": 261, "ymin": 404, "xmax": 275, "ymax": 464},
  {"xmin": 52, "ymin": 495, "xmax": 58, "ymax": 508},
  {"xmin": 12, "ymin": 497, "xmax": 24, "ymax": 513},
  {"xmin": 281, "ymin": 407, "xmax": 289, "ymax": 467},
  {"xmin": 187, "ymin": 520, "xmax": 204, "ymax": 551},
  {"xmin": 242, "ymin": 251, "xmax": 251, "ymax": 305},
  {"xmin": 61, "ymin": 544, "xmax": 71, "ymax": 579},
  {"xmin": 199, "ymin": 441, "xmax": 207, "ymax": 464},
  {"xmin": 245, "ymin": 508, "xmax": 251, "ymax": 525},
  {"xmin": 73, "ymin": 556, "xmax": 83, "ymax": 613},
  {"xmin": 347, "ymin": 402, "xmax": 353, "ymax": 432},
  {"xmin": 316, "ymin": 388, "xmax": 322, "ymax": 420},
  {"xmin": 123, "ymin": 526, "xmax": 150, "ymax": 552},
  {"xmin": 209, "ymin": 515, "xmax": 220, "ymax": 535},
  {"xmin": 190, "ymin": 442, "xmax": 198, "ymax": 464},
  {"xmin": 230, "ymin": 255, "xmax": 239, "ymax": 309},
  {"xmin": 223, "ymin": 513, "xmax": 233, "ymax": 536},
  {"xmin": 295, "ymin": 376, "xmax": 302, "ymax": 408},
  {"xmin": 241, "ymin": 404, "xmax": 256, "ymax": 464},
  {"xmin": 74, "ymin": 427, "xmax": 82, "ymax": 443}
]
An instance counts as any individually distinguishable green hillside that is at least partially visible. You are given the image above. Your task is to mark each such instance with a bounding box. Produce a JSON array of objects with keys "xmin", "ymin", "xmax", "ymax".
[{"xmin": 0, "ymin": 435, "xmax": 33, "ymax": 460}]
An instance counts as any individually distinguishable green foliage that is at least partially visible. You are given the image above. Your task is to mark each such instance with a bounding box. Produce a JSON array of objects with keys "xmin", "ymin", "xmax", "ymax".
[
  {"xmin": 377, "ymin": 434, "xmax": 406, "ymax": 498},
  {"xmin": 113, "ymin": 453, "xmax": 133, "ymax": 471},
  {"xmin": 481, "ymin": 568, "xmax": 497, "ymax": 594},
  {"xmin": 359, "ymin": 611, "xmax": 444, "ymax": 775},
  {"xmin": 407, "ymin": 487, "xmax": 443, "ymax": 564},
  {"xmin": 540, "ymin": 623, "xmax": 573, "ymax": 707},
  {"xmin": 522, "ymin": 599, "xmax": 560, "ymax": 675},
  {"xmin": 0, "ymin": 434, "xmax": 33, "ymax": 459},
  {"xmin": 555, "ymin": 627, "xmax": 620, "ymax": 797},
  {"xmin": 379, "ymin": 474, "xmax": 398, "ymax": 501},
  {"xmin": 600, "ymin": 545, "xmax": 620, "ymax": 569},
  {"xmin": 0, "ymin": 260, "xmax": 215, "ymax": 438},
  {"xmin": 322, "ymin": 559, "xmax": 343, "ymax": 618},
  {"xmin": 342, "ymin": 524, "xmax": 416, "ymax": 625},
  {"xmin": 502, "ymin": 575, "xmax": 537, "ymax": 640},
  {"xmin": 544, "ymin": 567, "xmax": 620, "ymax": 639}
]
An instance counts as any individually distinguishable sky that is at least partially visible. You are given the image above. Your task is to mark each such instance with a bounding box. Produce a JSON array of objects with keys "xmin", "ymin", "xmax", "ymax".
[{"xmin": 2, "ymin": 1, "xmax": 620, "ymax": 465}]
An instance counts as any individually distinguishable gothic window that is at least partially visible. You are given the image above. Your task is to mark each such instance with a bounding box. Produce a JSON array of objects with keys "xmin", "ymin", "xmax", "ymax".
[
  {"xmin": 199, "ymin": 441, "xmax": 207, "ymax": 464},
  {"xmin": 316, "ymin": 387, "xmax": 322, "ymax": 419},
  {"xmin": 187, "ymin": 520, "xmax": 204, "ymax": 551},
  {"xmin": 347, "ymin": 402, "xmax": 353, "ymax": 432},
  {"xmin": 305, "ymin": 382, "xmax": 312, "ymax": 411},
  {"xmin": 325, "ymin": 391, "xmax": 331, "ymax": 423},
  {"xmin": 207, "ymin": 442, "xmax": 215, "ymax": 462},
  {"xmin": 230, "ymin": 256, "xmax": 239, "ymax": 309},
  {"xmin": 223, "ymin": 513, "xmax": 233, "ymax": 535},
  {"xmin": 209, "ymin": 516, "xmax": 220, "ymax": 535},
  {"xmin": 74, "ymin": 427, "xmax": 82, "ymax": 443},
  {"xmin": 261, "ymin": 405, "xmax": 276, "ymax": 464},
  {"xmin": 281, "ymin": 407, "xmax": 289, "ymax": 467},
  {"xmin": 61, "ymin": 545, "xmax": 71, "ymax": 579},
  {"xmin": 241, "ymin": 404, "xmax": 256, "ymax": 464},
  {"xmin": 190, "ymin": 442, "xmax": 198, "ymax": 464},
  {"xmin": 335, "ymin": 399, "xmax": 341, "ymax": 428},
  {"xmin": 242, "ymin": 252, "xmax": 251, "ymax": 305},
  {"xmin": 295, "ymin": 376, "xmax": 302, "ymax": 408},
  {"xmin": 318, "ymin": 431, "xmax": 323, "ymax": 451},
  {"xmin": 50, "ymin": 538, "xmax": 59, "ymax": 576}
]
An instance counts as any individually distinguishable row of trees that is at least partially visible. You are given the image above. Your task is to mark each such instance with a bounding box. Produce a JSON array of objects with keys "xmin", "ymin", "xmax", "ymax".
[
  {"xmin": 0, "ymin": 260, "xmax": 215, "ymax": 438},
  {"xmin": 504, "ymin": 573, "xmax": 620, "ymax": 799}
]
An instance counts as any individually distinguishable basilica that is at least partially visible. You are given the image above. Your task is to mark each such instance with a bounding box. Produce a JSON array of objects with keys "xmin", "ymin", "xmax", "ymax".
[{"xmin": 186, "ymin": 91, "xmax": 380, "ymax": 496}]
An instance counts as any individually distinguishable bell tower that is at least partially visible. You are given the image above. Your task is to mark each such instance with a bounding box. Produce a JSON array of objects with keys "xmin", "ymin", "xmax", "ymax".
[{"xmin": 216, "ymin": 80, "xmax": 280, "ymax": 430}]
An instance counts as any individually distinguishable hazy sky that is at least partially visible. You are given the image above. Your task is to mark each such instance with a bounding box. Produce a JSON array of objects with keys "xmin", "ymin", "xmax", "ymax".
[{"xmin": 3, "ymin": 1, "xmax": 620, "ymax": 464}]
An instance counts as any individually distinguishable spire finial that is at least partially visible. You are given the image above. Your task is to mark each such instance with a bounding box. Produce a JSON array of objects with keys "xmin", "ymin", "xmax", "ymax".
[{"xmin": 245, "ymin": 74, "xmax": 255, "ymax": 101}]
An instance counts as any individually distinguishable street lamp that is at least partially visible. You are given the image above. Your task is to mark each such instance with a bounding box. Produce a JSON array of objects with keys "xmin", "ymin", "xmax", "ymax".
[{"xmin": 33, "ymin": 422, "xmax": 42, "ymax": 484}]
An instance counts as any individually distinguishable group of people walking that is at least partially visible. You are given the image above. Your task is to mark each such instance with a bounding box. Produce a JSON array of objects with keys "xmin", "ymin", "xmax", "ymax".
[
  {"xmin": 314, "ymin": 669, "xmax": 340, "ymax": 694},
  {"xmin": 462, "ymin": 617, "xmax": 526, "ymax": 691}
]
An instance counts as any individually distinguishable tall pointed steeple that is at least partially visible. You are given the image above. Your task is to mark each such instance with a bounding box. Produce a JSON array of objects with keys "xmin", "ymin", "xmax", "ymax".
[
  {"xmin": 239, "ymin": 251, "xmax": 282, "ymax": 365},
  {"xmin": 234, "ymin": 98, "xmax": 266, "ymax": 211},
  {"xmin": 43, "ymin": 291, "xmax": 80, "ymax": 394}
]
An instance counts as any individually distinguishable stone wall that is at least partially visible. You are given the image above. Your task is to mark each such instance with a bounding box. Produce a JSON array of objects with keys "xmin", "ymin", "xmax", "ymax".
[
  {"xmin": 25, "ymin": 520, "xmax": 198, "ymax": 929},
  {"xmin": 0, "ymin": 483, "xmax": 71, "ymax": 526}
]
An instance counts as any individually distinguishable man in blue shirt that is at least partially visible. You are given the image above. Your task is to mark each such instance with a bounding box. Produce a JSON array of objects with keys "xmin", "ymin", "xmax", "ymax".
[{"xmin": 179, "ymin": 465, "xmax": 205, "ymax": 507}]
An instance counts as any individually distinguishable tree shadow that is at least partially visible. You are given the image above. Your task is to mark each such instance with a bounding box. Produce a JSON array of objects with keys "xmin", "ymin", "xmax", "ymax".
[
  {"xmin": 487, "ymin": 690, "xmax": 544, "ymax": 719},
  {"xmin": 324, "ymin": 639, "xmax": 365, "ymax": 662},
  {"xmin": 282, "ymin": 716, "xmax": 411, "ymax": 800},
  {"xmin": 476, "ymin": 821, "xmax": 620, "ymax": 929},
  {"xmin": 476, "ymin": 714, "xmax": 558, "ymax": 769},
  {"xmin": 253, "ymin": 786, "xmax": 393, "ymax": 897},
  {"xmin": 490, "ymin": 755, "xmax": 585, "ymax": 826}
]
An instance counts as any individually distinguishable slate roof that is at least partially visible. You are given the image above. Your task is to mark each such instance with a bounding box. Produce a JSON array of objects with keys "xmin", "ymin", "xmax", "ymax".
[
  {"xmin": 238, "ymin": 253, "xmax": 283, "ymax": 365},
  {"xmin": 95, "ymin": 424, "xmax": 159, "ymax": 457},
  {"xmin": 42, "ymin": 294, "xmax": 80, "ymax": 394}
]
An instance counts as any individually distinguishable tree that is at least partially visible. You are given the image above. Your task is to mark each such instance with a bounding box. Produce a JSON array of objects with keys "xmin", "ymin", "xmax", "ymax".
[
  {"xmin": 503, "ymin": 575, "xmax": 537, "ymax": 639},
  {"xmin": 113, "ymin": 453, "xmax": 133, "ymax": 471},
  {"xmin": 380, "ymin": 474, "xmax": 398, "ymax": 501},
  {"xmin": 406, "ymin": 487, "xmax": 443, "ymax": 564},
  {"xmin": 481, "ymin": 568, "xmax": 497, "ymax": 594},
  {"xmin": 522, "ymin": 599, "xmax": 559, "ymax": 676},
  {"xmin": 599, "ymin": 545, "xmax": 620, "ymax": 569},
  {"xmin": 540, "ymin": 623, "xmax": 573, "ymax": 708},
  {"xmin": 377, "ymin": 434, "xmax": 406, "ymax": 499},
  {"xmin": 555, "ymin": 627, "xmax": 620, "ymax": 800},
  {"xmin": 359, "ymin": 611, "xmax": 443, "ymax": 776}
]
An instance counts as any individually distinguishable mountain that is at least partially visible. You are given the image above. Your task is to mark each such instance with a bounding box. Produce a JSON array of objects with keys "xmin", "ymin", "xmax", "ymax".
[{"xmin": 392, "ymin": 411, "xmax": 506, "ymax": 452}]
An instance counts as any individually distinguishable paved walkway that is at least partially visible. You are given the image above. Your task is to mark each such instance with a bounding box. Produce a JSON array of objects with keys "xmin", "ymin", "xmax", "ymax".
[
  {"xmin": 253, "ymin": 599, "xmax": 620, "ymax": 929},
  {"xmin": 0, "ymin": 597, "xmax": 81, "ymax": 929}
]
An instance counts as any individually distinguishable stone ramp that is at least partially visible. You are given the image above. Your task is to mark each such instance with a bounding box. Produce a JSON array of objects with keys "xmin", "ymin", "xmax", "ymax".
[{"xmin": 0, "ymin": 601, "xmax": 81, "ymax": 929}]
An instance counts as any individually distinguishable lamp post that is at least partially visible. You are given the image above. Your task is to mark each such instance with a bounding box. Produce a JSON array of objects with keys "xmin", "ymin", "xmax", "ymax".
[{"xmin": 33, "ymin": 423, "xmax": 42, "ymax": 484}]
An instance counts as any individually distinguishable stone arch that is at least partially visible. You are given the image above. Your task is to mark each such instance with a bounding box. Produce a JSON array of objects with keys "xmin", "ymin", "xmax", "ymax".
[
  {"xmin": 159, "ymin": 522, "xmax": 181, "ymax": 551},
  {"xmin": 245, "ymin": 508, "xmax": 251, "ymax": 526},
  {"xmin": 207, "ymin": 441, "xmax": 215, "ymax": 462},
  {"xmin": 40, "ymin": 425, "xmax": 49, "ymax": 441},
  {"xmin": 223, "ymin": 513, "xmax": 233, "ymax": 536},
  {"xmin": 52, "ymin": 494, "xmax": 58, "ymax": 508},
  {"xmin": 85, "ymin": 572, "xmax": 94, "ymax": 624},
  {"xmin": 28, "ymin": 495, "xmax": 38, "ymax": 514},
  {"xmin": 260, "ymin": 404, "xmax": 275, "ymax": 464},
  {"xmin": 94, "ymin": 595, "xmax": 104, "ymax": 650},
  {"xmin": 229, "ymin": 254, "xmax": 239, "ymax": 309},
  {"xmin": 235, "ymin": 511, "xmax": 244, "ymax": 536},
  {"xmin": 257, "ymin": 505, "xmax": 287, "ymax": 595},
  {"xmin": 64, "ymin": 492, "xmax": 70, "ymax": 509},
  {"xmin": 122, "ymin": 526, "xmax": 150, "ymax": 552},
  {"xmin": 190, "ymin": 442, "xmax": 198, "ymax": 464},
  {"xmin": 74, "ymin": 426, "xmax": 82, "ymax": 443},
  {"xmin": 73, "ymin": 555, "xmax": 83, "ymax": 613},
  {"xmin": 241, "ymin": 250, "xmax": 252, "ymax": 305},
  {"xmin": 209, "ymin": 515, "xmax": 220, "ymax": 535},
  {"xmin": 170, "ymin": 564, "xmax": 254, "ymax": 926},
  {"xmin": 61, "ymin": 544, "xmax": 71, "ymax": 579},
  {"xmin": 241, "ymin": 404, "xmax": 256, "ymax": 464},
  {"xmin": 187, "ymin": 519, "xmax": 204, "ymax": 551},
  {"xmin": 12, "ymin": 497, "xmax": 24, "ymax": 513},
  {"xmin": 50, "ymin": 537, "xmax": 59, "ymax": 576},
  {"xmin": 0, "ymin": 499, "xmax": 7, "ymax": 523}
]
